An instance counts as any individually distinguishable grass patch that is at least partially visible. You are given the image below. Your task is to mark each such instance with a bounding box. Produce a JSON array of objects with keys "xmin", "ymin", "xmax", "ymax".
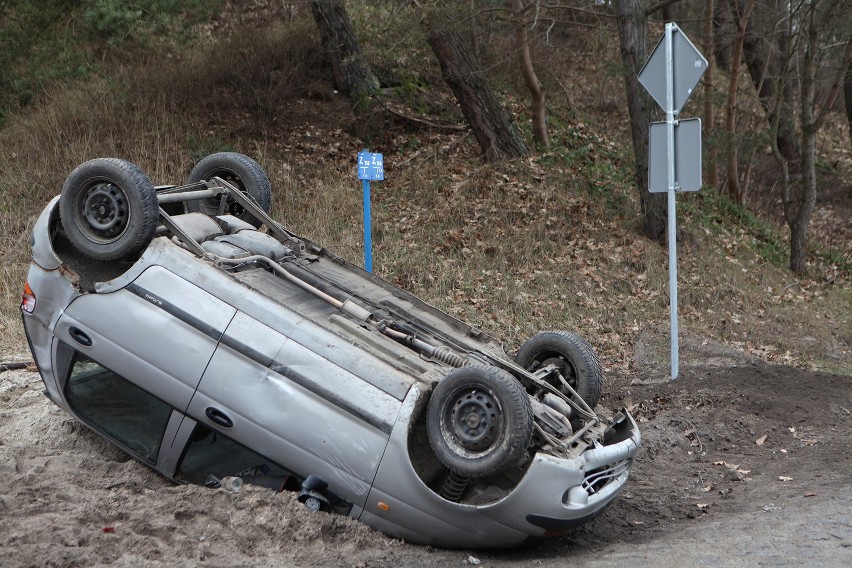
[{"xmin": 681, "ymin": 189, "xmax": 788, "ymax": 266}]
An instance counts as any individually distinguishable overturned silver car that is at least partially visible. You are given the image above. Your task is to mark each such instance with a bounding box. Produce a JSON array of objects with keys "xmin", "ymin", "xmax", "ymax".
[{"xmin": 21, "ymin": 153, "xmax": 640, "ymax": 548}]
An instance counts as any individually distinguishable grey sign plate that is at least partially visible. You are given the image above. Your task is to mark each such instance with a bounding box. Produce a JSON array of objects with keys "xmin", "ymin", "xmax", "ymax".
[
  {"xmin": 648, "ymin": 118, "xmax": 702, "ymax": 193},
  {"xmin": 639, "ymin": 28, "xmax": 708, "ymax": 113}
]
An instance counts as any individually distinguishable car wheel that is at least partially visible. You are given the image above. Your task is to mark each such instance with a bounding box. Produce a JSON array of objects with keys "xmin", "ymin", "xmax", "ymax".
[
  {"xmin": 59, "ymin": 158, "xmax": 158, "ymax": 260},
  {"xmin": 515, "ymin": 330, "xmax": 603, "ymax": 408},
  {"xmin": 185, "ymin": 152, "xmax": 272, "ymax": 227},
  {"xmin": 427, "ymin": 365, "xmax": 533, "ymax": 479}
]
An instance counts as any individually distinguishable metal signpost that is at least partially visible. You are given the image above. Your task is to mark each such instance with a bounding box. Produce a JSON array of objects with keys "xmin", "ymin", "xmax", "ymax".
[
  {"xmin": 357, "ymin": 150, "xmax": 384, "ymax": 273},
  {"xmin": 638, "ymin": 23, "xmax": 707, "ymax": 379}
]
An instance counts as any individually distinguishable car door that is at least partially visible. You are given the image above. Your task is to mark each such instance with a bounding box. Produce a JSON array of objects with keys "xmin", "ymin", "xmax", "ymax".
[
  {"xmin": 54, "ymin": 265, "xmax": 237, "ymax": 411},
  {"xmin": 186, "ymin": 310, "xmax": 403, "ymax": 513},
  {"xmin": 52, "ymin": 265, "xmax": 237, "ymax": 470}
]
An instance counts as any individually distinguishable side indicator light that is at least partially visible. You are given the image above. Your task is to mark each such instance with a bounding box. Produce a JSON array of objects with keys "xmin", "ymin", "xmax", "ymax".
[
  {"xmin": 377, "ymin": 502, "xmax": 390, "ymax": 512},
  {"xmin": 21, "ymin": 282, "xmax": 36, "ymax": 314}
]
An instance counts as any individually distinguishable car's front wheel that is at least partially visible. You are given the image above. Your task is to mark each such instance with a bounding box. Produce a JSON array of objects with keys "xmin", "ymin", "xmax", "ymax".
[{"xmin": 426, "ymin": 365, "xmax": 533, "ymax": 479}]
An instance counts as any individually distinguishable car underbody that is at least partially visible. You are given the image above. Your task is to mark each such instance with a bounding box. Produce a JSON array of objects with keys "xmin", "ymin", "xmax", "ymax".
[{"xmin": 22, "ymin": 154, "xmax": 640, "ymax": 547}]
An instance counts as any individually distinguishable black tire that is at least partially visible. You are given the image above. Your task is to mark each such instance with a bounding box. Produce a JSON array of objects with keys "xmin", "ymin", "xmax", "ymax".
[
  {"xmin": 515, "ymin": 331, "xmax": 603, "ymax": 408},
  {"xmin": 59, "ymin": 158, "xmax": 158, "ymax": 260},
  {"xmin": 185, "ymin": 152, "xmax": 272, "ymax": 227},
  {"xmin": 426, "ymin": 365, "xmax": 533, "ymax": 479}
]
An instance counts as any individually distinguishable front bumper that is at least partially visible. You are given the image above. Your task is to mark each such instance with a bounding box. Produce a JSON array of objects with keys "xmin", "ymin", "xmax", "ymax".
[
  {"xmin": 363, "ymin": 388, "xmax": 641, "ymax": 548},
  {"xmin": 483, "ymin": 409, "xmax": 641, "ymax": 536}
]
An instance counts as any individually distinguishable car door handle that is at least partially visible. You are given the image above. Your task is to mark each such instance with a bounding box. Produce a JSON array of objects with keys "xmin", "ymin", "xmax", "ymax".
[
  {"xmin": 68, "ymin": 326, "xmax": 93, "ymax": 347},
  {"xmin": 205, "ymin": 407, "xmax": 233, "ymax": 428}
]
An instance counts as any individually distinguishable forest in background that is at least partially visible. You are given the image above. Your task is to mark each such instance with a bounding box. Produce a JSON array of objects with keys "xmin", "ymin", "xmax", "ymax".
[{"xmin": 0, "ymin": 0, "xmax": 849, "ymax": 375}]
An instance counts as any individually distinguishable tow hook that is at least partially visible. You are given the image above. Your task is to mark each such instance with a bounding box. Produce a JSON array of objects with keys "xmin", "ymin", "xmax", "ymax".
[{"xmin": 298, "ymin": 475, "xmax": 332, "ymax": 512}]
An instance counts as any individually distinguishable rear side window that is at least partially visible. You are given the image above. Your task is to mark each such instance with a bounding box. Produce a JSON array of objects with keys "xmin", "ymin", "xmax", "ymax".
[{"xmin": 65, "ymin": 352, "xmax": 172, "ymax": 464}]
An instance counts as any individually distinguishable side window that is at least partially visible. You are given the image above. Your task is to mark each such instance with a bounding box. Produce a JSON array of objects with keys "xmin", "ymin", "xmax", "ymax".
[
  {"xmin": 65, "ymin": 352, "xmax": 173, "ymax": 464},
  {"xmin": 177, "ymin": 425, "xmax": 295, "ymax": 491}
]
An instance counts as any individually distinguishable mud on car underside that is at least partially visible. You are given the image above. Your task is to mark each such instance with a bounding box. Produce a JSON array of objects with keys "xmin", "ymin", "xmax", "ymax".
[{"xmin": 22, "ymin": 153, "xmax": 640, "ymax": 548}]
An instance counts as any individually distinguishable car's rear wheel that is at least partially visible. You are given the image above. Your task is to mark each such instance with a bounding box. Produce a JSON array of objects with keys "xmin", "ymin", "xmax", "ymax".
[
  {"xmin": 59, "ymin": 158, "xmax": 158, "ymax": 260},
  {"xmin": 515, "ymin": 330, "xmax": 603, "ymax": 408},
  {"xmin": 185, "ymin": 152, "xmax": 272, "ymax": 227},
  {"xmin": 427, "ymin": 365, "xmax": 533, "ymax": 479}
]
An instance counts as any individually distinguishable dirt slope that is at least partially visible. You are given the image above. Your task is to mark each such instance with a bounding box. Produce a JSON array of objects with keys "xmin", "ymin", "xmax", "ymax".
[{"xmin": 2, "ymin": 338, "xmax": 850, "ymax": 567}]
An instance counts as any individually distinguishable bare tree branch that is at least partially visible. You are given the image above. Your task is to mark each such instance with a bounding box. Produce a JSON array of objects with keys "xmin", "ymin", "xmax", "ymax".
[
  {"xmin": 813, "ymin": 36, "xmax": 852, "ymax": 131},
  {"xmin": 377, "ymin": 98, "xmax": 468, "ymax": 131},
  {"xmin": 645, "ymin": 0, "xmax": 683, "ymax": 18},
  {"xmin": 0, "ymin": 362, "xmax": 32, "ymax": 373}
]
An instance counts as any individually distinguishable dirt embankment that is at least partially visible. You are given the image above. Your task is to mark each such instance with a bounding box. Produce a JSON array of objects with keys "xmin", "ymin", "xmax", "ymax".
[{"xmin": 1, "ymin": 346, "xmax": 850, "ymax": 567}]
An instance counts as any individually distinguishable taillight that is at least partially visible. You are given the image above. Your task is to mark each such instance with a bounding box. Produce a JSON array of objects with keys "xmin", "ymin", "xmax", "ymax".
[{"xmin": 21, "ymin": 281, "xmax": 36, "ymax": 314}]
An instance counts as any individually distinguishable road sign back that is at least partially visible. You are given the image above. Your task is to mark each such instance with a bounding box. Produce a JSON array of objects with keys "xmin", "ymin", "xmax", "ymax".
[
  {"xmin": 648, "ymin": 118, "xmax": 702, "ymax": 193},
  {"xmin": 638, "ymin": 25, "xmax": 708, "ymax": 113}
]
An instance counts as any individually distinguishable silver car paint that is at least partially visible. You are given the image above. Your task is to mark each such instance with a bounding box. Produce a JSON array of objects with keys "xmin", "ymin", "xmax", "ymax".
[
  {"xmin": 188, "ymin": 311, "xmax": 397, "ymax": 505},
  {"xmin": 23, "ymin": 193, "xmax": 641, "ymax": 549},
  {"xmin": 58, "ymin": 266, "xmax": 237, "ymax": 407},
  {"xmin": 55, "ymin": 236, "xmax": 415, "ymax": 509},
  {"xmin": 360, "ymin": 384, "xmax": 641, "ymax": 547}
]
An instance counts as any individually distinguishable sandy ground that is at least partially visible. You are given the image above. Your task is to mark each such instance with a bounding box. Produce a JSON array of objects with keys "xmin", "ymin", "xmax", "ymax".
[{"xmin": 1, "ymin": 336, "xmax": 851, "ymax": 567}]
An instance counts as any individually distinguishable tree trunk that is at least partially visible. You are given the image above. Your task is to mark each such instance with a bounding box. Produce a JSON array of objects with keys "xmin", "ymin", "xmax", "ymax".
[
  {"xmin": 512, "ymin": 0, "xmax": 550, "ymax": 151},
  {"xmin": 785, "ymin": 1, "xmax": 851, "ymax": 273},
  {"xmin": 713, "ymin": 1, "xmax": 731, "ymax": 73},
  {"xmin": 724, "ymin": 0, "xmax": 756, "ymax": 204},
  {"xmin": 703, "ymin": 0, "xmax": 719, "ymax": 189},
  {"xmin": 790, "ymin": 12, "xmax": 818, "ymax": 275},
  {"xmin": 742, "ymin": 2, "xmax": 800, "ymax": 171},
  {"xmin": 309, "ymin": 0, "xmax": 378, "ymax": 104},
  {"xmin": 427, "ymin": 29, "xmax": 528, "ymax": 161},
  {"xmin": 845, "ymin": 60, "xmax": 852, "ymax": 151},
  {"xmin": 661, "ymin": 3, "xmax": 678, "ymax": 22},
  {"xmin": 615, "ymin": 0, "xmax": 666, "ymax": 243}
]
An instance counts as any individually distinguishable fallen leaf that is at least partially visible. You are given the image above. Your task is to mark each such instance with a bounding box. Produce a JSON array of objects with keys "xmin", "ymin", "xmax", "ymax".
[
  {"xmin": 779, "ymin": 476, "xmax": 793, "ymax": 482},
  {"xmin": 755, "ymin": 435, "xmax": 767, "ymax": 446},
  {"xmin": 804, "ymin": 492, "xmax": 816, "ymax": 497}
]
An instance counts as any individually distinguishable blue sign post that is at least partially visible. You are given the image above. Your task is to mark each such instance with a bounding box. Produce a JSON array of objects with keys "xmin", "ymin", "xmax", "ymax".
[{"xmin": 356, "ymin": 151, "xmax": 384, "ymax": 273}]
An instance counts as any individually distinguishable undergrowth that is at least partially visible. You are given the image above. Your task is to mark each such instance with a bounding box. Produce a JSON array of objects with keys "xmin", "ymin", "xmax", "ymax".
[
  {"xmin": 0, "ymin": 1, "xmax": 219, "ymax": 124},
  {"xmin": 0, "ymin": 1, "xmax": 848, "ymax": 375},
  {"xmin": 681, "ymin": 189, "xmax": 789, "ymax": 267}
]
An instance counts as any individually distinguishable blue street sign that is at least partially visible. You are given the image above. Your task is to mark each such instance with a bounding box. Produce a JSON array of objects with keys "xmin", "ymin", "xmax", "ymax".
[
  {"xmin": 357, "ymin": 150, "xmax": 384, "ymax": 273},
  {"xmin": 357, "ymin": 151, "xmax": 384, "ymax": 181}
]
